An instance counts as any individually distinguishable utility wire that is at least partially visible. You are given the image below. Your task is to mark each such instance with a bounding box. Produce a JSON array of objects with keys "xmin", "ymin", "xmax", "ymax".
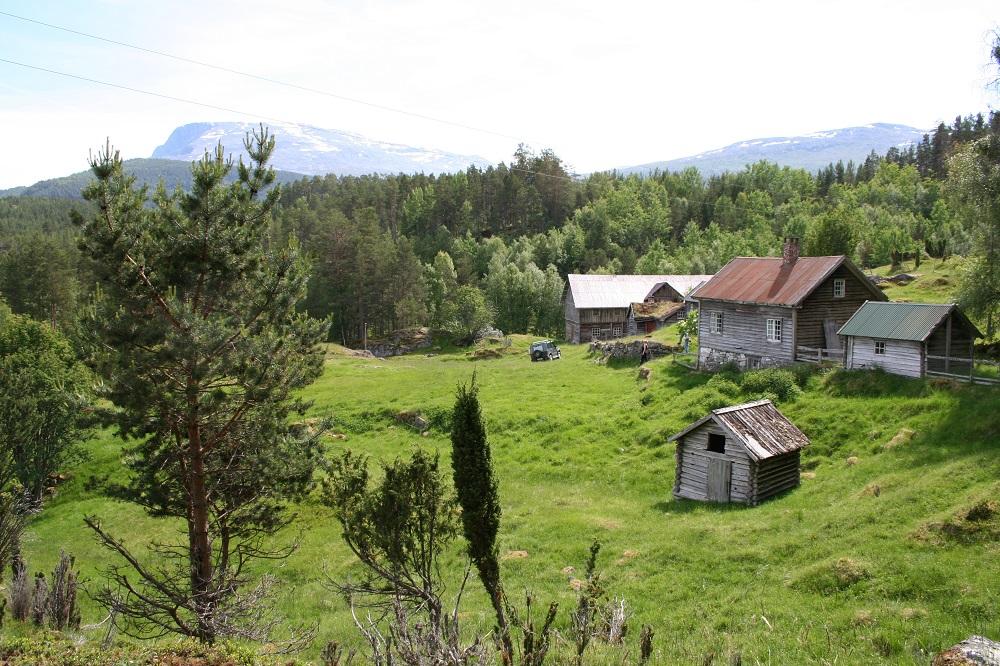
[
  {"xmin": 0, "ymin": 60, "xmax": 865, "ymax": 214},
  {"xmin": 0, "ymin": 53, "xmax": 854, "ymax": 218},
  {"xmin": 0, "ymin": 9, "xmax": 524, "ymax": 142},
  {"xmin": 0, "ymin": 56, "xmax": 295, "ymax": 128},
  {"xmin": 0, "ymin": 53, "xmax": 825, "ymax": 214}
]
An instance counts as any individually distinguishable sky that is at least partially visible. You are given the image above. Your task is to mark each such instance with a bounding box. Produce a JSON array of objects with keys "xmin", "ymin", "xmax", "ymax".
[{"xmin": 0, "ymin": 0, "xmax": 998, "ymax": 189}]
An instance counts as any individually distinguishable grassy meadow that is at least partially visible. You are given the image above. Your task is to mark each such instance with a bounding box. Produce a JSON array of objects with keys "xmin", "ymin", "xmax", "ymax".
[{"xmin": 12, "ymin": 321, "xmax": 1000, "ymax": 664}]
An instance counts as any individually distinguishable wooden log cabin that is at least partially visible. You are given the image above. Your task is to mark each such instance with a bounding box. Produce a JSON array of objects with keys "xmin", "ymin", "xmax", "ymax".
[
  {"xmin": 692, "ymin": 238, "xmax": 887, "ymax": 370},
  {"xmin": 838, "ymin": 301, "xmax": 982, "ymax": 379},
  {"xmin": 668, "ymin": 400, "xmax": 810, "ymax": 505},
  {"xmin": 564, "ymin": 273, "xmax": 711, "ymax": 344}
]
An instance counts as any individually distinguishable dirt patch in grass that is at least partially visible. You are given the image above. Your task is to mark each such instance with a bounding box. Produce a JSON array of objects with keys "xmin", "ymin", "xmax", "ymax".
[
  {"xmin": 913, "ymin": 499, "xmax": 1000, "ymax": 545},
  {"xmin": 616, "ymin": 549, "xmax": 640, "ymax": 565},
  {"xmin": 789, "ymin": 557, "xmax": 872, "ymax": 594},
  {"xmin": 884, "ymin": 427, "xmax": 916, "ymax": 450}
]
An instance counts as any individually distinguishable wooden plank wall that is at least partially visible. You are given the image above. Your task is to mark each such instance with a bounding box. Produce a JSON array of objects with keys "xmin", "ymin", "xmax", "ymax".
[
  {"xmin": 698, "ymin": 301, "xmax": 796, "ymax": 365},
  {"xmin": 752, "ymin": 451, "xmax": 801, "ymax": 504},
  {"xmin": 926, "ymin": 313, "xmax": 975, "ymax": 375},
  {"xmin": 674, "ymin": 421, "xmax": 753, "ymax": 504},
  {"xmin": 674, "ymin": 421, "xmax": 802, "ymax": 505},
  {"xmin": 846, "ymin": 336, "xmax": 923, "ymax": 377},
  {"xmin": 797, "ymin": 264, "xmax": 875, "ymax": 349},
  {"xmin": 564, "ymin": 289, "xmax": 579, "ymax": 343}
]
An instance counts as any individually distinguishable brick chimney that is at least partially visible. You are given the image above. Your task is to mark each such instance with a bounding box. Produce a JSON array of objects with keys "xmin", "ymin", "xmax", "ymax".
[{"xmin": 782, "ymin": 237, "xmax": 800, "ymax": 265}]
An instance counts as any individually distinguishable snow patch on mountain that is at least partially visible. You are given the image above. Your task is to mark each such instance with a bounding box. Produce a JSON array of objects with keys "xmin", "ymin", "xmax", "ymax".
[
  {"xmin": 618, "ymin": 123, "xmax": 926, "ymax": 176},
  {"xmin": 152, "ymin": 121, "xmax": 489, "ymax": 176}
]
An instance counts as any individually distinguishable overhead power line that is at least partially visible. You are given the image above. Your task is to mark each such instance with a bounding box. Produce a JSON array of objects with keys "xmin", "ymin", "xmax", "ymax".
[
  {"xmin": 0, "ymin": 56, "xmax": 583, "ymax": 182},
  {"xmin": 0, "ymin": 56, "xmax": 840, "ymax": 215},
  {"xmin": 0, "ymin": 9, "xmax": 524, "ymax": 142},
  {"xmin": 0, "ymin": 56, "xmax": 294, "ymax": 126}
]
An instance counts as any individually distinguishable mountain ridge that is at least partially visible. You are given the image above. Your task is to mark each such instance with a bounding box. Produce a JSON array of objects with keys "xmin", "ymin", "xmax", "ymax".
[
  {"xmin": 152, "ymin": 121, "xmax": 492, "ymax": 176},
  {"xmin": 617, "ymin": 123, "xmax": 926, "ymax": 175},
  {"xmin": 0, "ymin": 158, "xmax": 307, "ymax": 200}
]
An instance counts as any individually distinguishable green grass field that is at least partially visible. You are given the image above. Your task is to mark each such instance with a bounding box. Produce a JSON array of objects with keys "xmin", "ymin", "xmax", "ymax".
[{"xmin": 14, "ymin": 326, "xmax": 1000, "ymax": 664}]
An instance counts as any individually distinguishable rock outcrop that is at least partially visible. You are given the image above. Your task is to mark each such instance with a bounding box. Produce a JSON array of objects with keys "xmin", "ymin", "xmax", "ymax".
[{"xmin": 366, "ymin": 327, "xmax": 433, "ymax": 358}]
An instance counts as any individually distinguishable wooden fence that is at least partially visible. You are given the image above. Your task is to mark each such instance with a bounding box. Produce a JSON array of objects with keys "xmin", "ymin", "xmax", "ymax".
[
  {"xmin": 925, "ymin": 355, "xmax": 1000, "ymax": 385},
  {"xmin": 796, "ymin": 346, "xmax": 845, "ymax": 365}
]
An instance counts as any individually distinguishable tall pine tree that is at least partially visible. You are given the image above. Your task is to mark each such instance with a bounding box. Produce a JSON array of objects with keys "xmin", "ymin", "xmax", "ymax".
[{"xmin": 77, "ymin": 128, "xmax": 327, "ymax": 643}]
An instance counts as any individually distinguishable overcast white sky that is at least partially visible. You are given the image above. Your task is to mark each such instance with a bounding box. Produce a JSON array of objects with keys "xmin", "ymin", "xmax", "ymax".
[{"xmin": 0, "ymin": 0, "xmax": 998, "ymax": 188}]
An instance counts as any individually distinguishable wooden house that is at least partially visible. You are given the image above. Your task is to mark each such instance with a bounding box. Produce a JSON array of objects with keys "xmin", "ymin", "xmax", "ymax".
[
  {"xmin": 668, "ymin": 400, "xmax": 809, "ymax": 505},
  {"xmin": 838, "ymin": 301, "xmax": 982, "ymax": 379},
  {"xmin": 692, "ymin": 238, "xmax": 886, "ymax": 370},
  {"xmin": 564, "ymin": 273, "xmax": 712, "ymax": 343}
]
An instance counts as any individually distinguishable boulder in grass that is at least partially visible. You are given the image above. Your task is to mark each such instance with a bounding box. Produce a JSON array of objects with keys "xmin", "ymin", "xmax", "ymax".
[{"xmin": 933, "ymin": 635, "xmax": 1000, "ymax": 665}]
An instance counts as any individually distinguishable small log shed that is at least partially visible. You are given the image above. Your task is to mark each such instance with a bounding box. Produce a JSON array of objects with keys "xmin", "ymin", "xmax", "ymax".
[{"xmin": 668, "ymin": 400, "xmax": 809, "ymax": 505}]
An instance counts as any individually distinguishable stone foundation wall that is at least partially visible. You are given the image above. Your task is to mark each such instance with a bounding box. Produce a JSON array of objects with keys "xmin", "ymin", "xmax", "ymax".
[
  {"xmin": 698, "ymin": 346, "xmax": 788, "ymax": 371},
  {"xmin": 589, "ymin": 339, "xmax": 678, "ymax": 361}
]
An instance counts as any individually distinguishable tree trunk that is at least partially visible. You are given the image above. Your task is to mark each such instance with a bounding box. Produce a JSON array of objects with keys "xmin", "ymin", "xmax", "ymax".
[{"xmin": 187, "ymin": 417, "xmax": 215, "ymax": 643}]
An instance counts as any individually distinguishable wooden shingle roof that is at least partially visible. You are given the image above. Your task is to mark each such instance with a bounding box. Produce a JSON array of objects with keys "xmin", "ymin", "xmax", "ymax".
[{"xmin": 668, "ymin": 400, "xmax": 810, "ymax": 461}]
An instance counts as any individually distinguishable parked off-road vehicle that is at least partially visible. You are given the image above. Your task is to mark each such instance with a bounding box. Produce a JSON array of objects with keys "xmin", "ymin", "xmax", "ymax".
[{"xmin": 530, "ymin": 339, "xmax": 561, "ymax": 362}]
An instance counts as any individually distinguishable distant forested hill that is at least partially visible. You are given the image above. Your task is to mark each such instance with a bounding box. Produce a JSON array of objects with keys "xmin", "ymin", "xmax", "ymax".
[{"xmin": 0, "ymin": 158, "xmax": 307, "ymax": 200}]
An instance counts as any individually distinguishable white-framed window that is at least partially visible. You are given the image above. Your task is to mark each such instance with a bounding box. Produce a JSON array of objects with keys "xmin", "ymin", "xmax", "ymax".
[
  {"xmin": 711, "ymin": 312, "xmax": 724, "ymax": 335},
  {"xmin": 833, "ymin": 278, "xmax": 846, "ymax": 298},
  {"xmin": 766, "ymin": 318, "xmax": 782, "ymax": 342},
  {"xmin": 874, "ymin": 340, "xmax": 886, "ymax": 355},
  {"xmin": 591, "ymin": 326, "xmax": 601, "ymax": 341},
  {"xmin": 612, "ymin": 324, "xmax": 623, "ymax": 337}
]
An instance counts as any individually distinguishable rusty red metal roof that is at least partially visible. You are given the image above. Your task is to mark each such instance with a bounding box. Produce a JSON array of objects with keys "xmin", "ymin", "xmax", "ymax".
[
  {"xmin": 691, "ymin": 256, "xmax": 847, "ymax": 306},
  {"xmin": 668, "ymin": 400, "xmax": 810, "ymax": 461}
]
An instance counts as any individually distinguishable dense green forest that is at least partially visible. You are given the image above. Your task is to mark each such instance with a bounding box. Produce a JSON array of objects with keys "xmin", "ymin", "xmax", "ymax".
[{"xmin": 1, "ymin": 111, "xmax": 998, "ymax": 343}]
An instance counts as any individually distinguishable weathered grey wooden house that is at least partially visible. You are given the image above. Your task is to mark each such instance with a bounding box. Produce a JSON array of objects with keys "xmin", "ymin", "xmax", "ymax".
[
  {"xmin": 692, "ymin": 238, "xmax": 886, "ymax": 370},
  {"xmin": 838, "ymin": 301, "xmax": 982, "ymax": 379},
  {"xmin": 564, "ymin": 274, "xmax": 711, "ymax": 343},
  {"xmin": 668, "ymin": 399, "xmax": 809, "ymax": 505}
]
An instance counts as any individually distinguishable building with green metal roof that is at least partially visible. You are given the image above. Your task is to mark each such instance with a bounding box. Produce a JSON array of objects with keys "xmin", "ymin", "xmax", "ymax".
[{"xmin": 838, "ymin": 301, "xmax": 981, "ymax": 379}]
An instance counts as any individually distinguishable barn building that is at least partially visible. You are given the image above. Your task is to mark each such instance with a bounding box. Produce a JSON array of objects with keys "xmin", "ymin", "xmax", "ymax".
[
  {"xmin": 838, "ymin": 301, "xmax": 982, "ymax": 379},
  {"xmin": 668, "ymin": 400, "xmax": 810, "ymax": 505},
  {"xmin": 692, "ymin": 238, "xmax": 887, "ymax": 370},
  {"xmin": 564, "ymin": 273, "xmax": 711, "ymax": 344}
]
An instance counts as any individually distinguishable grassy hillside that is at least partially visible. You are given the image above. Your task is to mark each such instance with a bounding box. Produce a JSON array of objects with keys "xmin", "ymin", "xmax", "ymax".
[
  {"xmin": 14, "ymin": 330, "xmax": 1000, "ymax": 664},
  {"xmin": 872, "ymin": 258, "xmax": 970, "ymax": 305}
]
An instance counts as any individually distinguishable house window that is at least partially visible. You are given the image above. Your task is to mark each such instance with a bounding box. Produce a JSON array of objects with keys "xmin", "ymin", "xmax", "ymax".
[
  {"xmin": 766, "ymin": 318, "xmax": 782, "ymax": 342},
  {"xmin": 711, "ymin": 312, "xmax": 724, "ymax": 335},
  {"xmin": 708, "ymin": 433, "xmax": 726, "ymax": 453},
  {"xmin": 833, "ymin": 278, "xmax": 846, "ymax": 298},
  {"xmin": 612, "ymin": 324, "xmax": 622, "ymax": 337},
  {"xmin": 874, "ymin": 340, "xmax": 886, "ymax": 355},
  {"xmin": 591, "ymin": 326, "xmax": 601, "ymax": 341}
]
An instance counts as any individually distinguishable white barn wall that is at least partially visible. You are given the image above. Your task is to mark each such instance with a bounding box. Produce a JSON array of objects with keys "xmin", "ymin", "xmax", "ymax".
[{"xmin": 846, "ymin": 336, "xmax": 923, "ymax": 378}]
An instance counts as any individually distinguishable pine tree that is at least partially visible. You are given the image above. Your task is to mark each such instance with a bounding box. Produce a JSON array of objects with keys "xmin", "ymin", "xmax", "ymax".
[{"xmin": 76, "ymin": 128, "xmax": 327, "ymax": 643}]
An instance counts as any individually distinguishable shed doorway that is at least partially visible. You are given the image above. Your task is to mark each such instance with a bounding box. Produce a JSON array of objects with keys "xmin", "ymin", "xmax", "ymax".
[{"xmin": 707, "ymin": 458, "xmax": 731, "ymax": 502}]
